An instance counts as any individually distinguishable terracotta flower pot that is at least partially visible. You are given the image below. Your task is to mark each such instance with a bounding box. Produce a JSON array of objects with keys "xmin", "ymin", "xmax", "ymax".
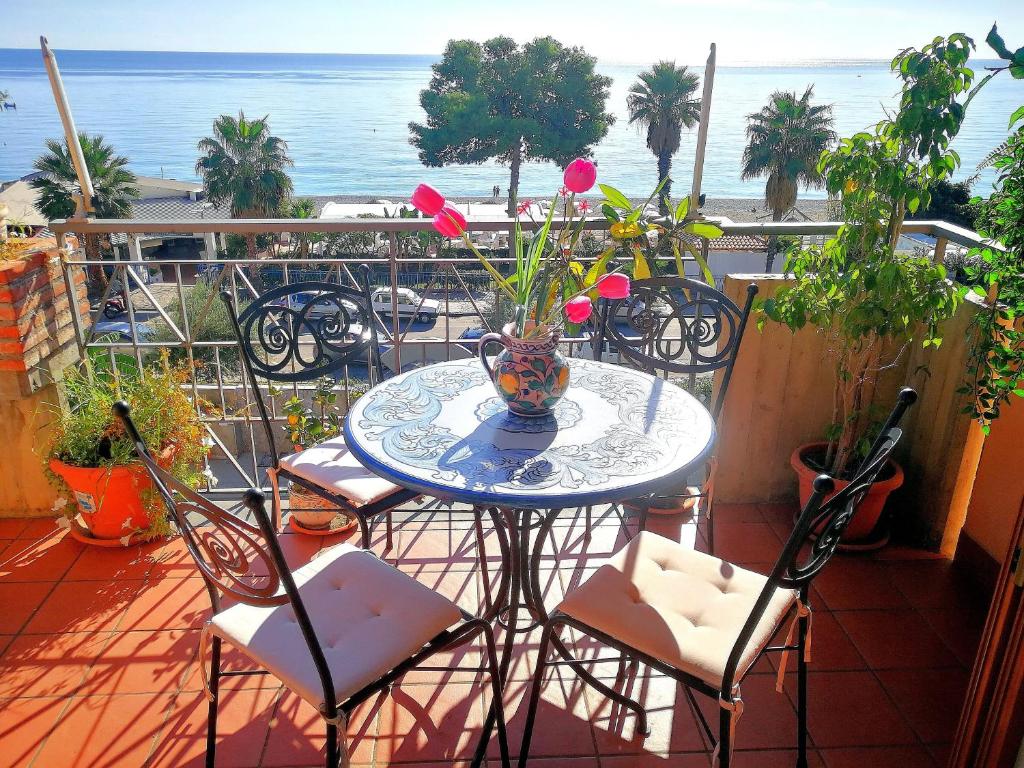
[
  {"xmin": 477, "ymin": 322, "xmax": 570, "ymax": 417},
  {"xmin": 790, "ymin": 442, "xmax": 904, "ymax": 542},
  {"xmin": 288, "ymin": 483, "xmax": 357, "ymax": 534}
]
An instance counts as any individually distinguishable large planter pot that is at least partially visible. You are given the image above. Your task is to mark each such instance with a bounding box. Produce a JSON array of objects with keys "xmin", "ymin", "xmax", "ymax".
[
  {"xmin": 790, "ymin": 442, "xmax": 904, "ymax": 542},
  {"xmin": 477, "ymin": 322, "xmax": 570, "ymax": 417},
  {"xmin": 288, "ymin": 482, "xmax": 357, "ymax": 535},
  {"xmin": 49, "ymin": 458, "xmax": 156, "ymax": 539},
  {"xmin": 48, "ymin": 444, "xmax": 176, "ymax": 540}
]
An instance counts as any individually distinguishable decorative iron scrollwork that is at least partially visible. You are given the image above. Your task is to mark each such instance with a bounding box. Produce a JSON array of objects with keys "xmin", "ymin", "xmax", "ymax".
[
  {"xmin": 237, "ymin": 281, "xmax": 374, "ymax": 383},
  {"xmin": 602, "ymin": 277, "xmax": 744, "ymax": 375}
]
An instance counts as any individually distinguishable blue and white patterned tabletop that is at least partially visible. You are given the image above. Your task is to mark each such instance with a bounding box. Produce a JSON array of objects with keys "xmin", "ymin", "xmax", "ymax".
[{"xmin": 344, "ymin": 358, "xmax": 715, "ymax": 508}]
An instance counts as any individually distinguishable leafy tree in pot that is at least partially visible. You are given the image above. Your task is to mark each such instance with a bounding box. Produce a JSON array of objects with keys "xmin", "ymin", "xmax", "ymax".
[
  {"xmin": 410, "ymin": 36, "xmax": 613, "ymax": 217},
  {"xmin": 760, "ymin": 34, "xmax": 979, "ymax": 478},
  {"xmin": 626, "ymin": 62, "xmax": 702, "ymax": 214},
  {"xmin": 741, "ymin": 86, "xmax": 836, "ymax": 270},
  {"xmin": 195, "ymin": 112, "xmax": 294, "ymax": 282},
  {"xmin": 31, "ymin": 132, "xmax": 139, "ymax": 285}
]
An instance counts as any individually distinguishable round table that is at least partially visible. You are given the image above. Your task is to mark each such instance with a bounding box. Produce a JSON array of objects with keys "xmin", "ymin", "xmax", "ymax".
[{"xmin": 344, "ymin": 357, "xmax": 715, "ymax": 675}]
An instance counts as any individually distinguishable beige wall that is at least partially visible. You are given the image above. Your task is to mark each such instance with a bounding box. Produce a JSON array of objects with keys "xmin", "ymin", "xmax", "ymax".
[
  {"xmin": 961, "ymin": 399, "xmax": 1024, "ymax": 561},
  {"xmin": 715, "ymin": 275, "xmax": 987, "ymax": 551}
]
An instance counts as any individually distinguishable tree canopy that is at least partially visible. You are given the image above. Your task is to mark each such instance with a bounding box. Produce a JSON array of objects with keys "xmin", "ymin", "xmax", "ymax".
[
  {"xmin": 31, "ymin": 132, "xmax": 139, "ymax": 221},
  {"xmin": 410, "ymin": 36, "xmax": 613, "ymax": 215}
]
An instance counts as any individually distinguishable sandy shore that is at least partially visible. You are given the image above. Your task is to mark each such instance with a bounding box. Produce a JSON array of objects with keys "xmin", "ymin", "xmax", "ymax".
[{"xmin": 307, "ymin": 195, "xmax": 831, "ymax": 223}]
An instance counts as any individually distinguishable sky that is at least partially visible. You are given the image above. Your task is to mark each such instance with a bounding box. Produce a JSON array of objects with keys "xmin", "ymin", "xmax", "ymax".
[{"xmin": 3, "ymin": 0, "xmax": 1023, "ymax": 64}]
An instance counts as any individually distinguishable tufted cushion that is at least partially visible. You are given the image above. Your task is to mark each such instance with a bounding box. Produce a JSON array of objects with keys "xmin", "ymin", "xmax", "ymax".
[
  {"xmin": 558, "ymin": 532, "xmax": 797, "ymax": 689},
  {"xmin": 209, "ymin": 543, "xmax": 463, "ymax": 708},
  {"xmin": 280, "ymin": 436, "xmax": 404, "ymax": 508}
]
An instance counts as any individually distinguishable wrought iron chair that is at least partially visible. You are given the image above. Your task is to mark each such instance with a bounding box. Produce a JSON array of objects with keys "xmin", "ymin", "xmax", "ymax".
[
  {"xmin": 517, "ymin": 387, "xmax": 918, "ymax": 768},
  {"xmin": 593, "ymin": 276, "xmax": 759, "ymax": 553},
  {"xmin": 221, "ymin": 270, "xmax": 417, "ymax": 548},
  {"xmin": 113, "ymin": 401, "xmax": 510, "ymax": 768}
]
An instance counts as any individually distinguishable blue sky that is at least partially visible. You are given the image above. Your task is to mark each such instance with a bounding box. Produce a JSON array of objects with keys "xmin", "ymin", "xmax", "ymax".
[{"xmin": 4, "ymin": 0, "xmax": 1023, "ymax": 64}]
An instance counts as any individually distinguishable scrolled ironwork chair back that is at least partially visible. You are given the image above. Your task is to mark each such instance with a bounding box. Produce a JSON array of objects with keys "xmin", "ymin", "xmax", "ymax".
[
  {"xmin": 597, "ymin": 277, "xmax": 758, "ymax": 418},
  {"xmin": 225, "ymin": 270, "xmax": 382, "ymax": 385},
  {"xmin": 113, "ymin": 401, "xmax": 289, "ymax": 610}
]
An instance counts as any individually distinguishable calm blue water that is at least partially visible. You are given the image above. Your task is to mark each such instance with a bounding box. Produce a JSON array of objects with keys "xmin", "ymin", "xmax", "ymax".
[{"xmin": 0, "ymin": 49, "xmax": 1018, "ymax": 199}]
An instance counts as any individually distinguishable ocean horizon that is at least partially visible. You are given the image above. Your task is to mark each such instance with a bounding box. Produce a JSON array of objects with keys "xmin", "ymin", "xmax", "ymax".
[{"xmin": 0, "ymin": 48, "xmax": 1018, "ymax": 199}]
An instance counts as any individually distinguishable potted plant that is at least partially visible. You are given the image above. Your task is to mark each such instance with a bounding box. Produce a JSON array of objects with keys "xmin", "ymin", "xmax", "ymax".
[
  {"xmin": 45, "ymin": 352, "xmax": 210, "ymax": 544},
  {"xmin": 760, "ymin": 34, "xmax": 978, "ymax": 544},
  {"xmin": 275, "ymin": 376, "xmax": 364, "ymax": 533}
]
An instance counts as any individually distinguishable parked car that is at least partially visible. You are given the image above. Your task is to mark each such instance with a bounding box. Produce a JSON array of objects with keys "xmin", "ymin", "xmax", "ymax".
[
  {"xmin": 371, "ymin": 287, "xmax": 441, "ymax": 321},
  {"xmin": 271, "ymin": 292, "xmax": 365, "ymax": 339},
  {"xmin": 458, "ymin": 327, "xmax": 488, "ymax": 340}
]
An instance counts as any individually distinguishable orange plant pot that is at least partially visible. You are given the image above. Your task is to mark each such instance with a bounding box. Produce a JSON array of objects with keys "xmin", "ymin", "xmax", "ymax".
[
  {"xmin": 790, "ymin": 442, "xmax": 904, "ymax": 542},
  {"xmin": 49, "ymin": 446, "xmax": 175, "ymax": 540}
]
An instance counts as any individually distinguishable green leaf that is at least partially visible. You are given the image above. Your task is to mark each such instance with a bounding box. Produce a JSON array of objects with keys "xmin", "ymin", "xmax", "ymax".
[
  {"xmin": 674, "ymin": 196, "xmax": 690, "ymax": 221},
  {"xmin": 601, "ymin": 204, "xmax": 620, "ymax": 222},
  {"xmin": 686, "ymin": 222, "xmax": 724, "ymax": 239},
  {"xmin": 599, "ymin": 184, "xmax": 631, "ymax": 210},
  {"xmin": 1010, "ymin": 105, "xmax": 1024, "ymax": 129},
  {"xmin": 987, "ymin": 23, "xmax": 1014, "ymax": 60}
]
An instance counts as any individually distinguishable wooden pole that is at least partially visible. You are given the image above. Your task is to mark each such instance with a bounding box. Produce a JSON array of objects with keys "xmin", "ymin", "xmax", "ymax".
[
  {"xmin": 690, "ymin": 43, "xmax": 717, "ymax": 216},
  {"xmin": 40, "ymin": 36, "xmax": 94, "ymax": 217}
]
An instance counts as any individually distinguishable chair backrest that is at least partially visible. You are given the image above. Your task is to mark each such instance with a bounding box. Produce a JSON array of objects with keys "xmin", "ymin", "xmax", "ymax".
[
  {"xmin": 595, "ymin": 277, "xmax": 758, "ymax": 419},
  {"xmin": 113, "ymin": 400, "xmax": 338, "ymax": 711},
  {"xmin": 721, "ymin": 387, "xmax": 918, "ymax": 691},
  {"xmin": 221, "ymin": 267, "xmax": 381, "ymax": 464}
]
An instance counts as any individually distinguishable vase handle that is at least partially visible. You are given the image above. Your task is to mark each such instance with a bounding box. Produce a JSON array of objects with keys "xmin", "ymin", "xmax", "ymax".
[{"xmin": 477, "ymin": 332, "xmax": 505, "ymax": 380}]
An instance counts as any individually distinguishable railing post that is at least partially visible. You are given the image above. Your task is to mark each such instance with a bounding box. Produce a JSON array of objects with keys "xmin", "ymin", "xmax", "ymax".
[
  {"xmin": 933, "ymin": 236, "xmax": 948, "ymax": 265},
  {"xmin": 388, "ymin": 232, "xmax": 401, "ymax": 374}
]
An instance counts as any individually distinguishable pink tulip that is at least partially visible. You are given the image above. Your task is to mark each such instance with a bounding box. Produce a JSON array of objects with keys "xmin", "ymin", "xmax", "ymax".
[
  {"xmin": 565, "ymin": 296, "xmax": 593, "ymax": 324},
  {"xmin": 597, "ymin": 273, "xmax": 631, "ymax": 300},
  {"xmin": 411, "ymin": 183, "xmax": 445, "ymax": 216},
  {"xmin": 563, "ymin": 158, "xmax": 597, "ymax": 194},
  {"xmin": 432, "ymin": 204, "xmax": 466, "ymax": 238}
]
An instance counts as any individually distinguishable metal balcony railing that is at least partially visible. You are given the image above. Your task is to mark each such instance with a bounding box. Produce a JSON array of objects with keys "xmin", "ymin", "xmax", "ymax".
[{"xmin": 48, "ymin": 216, "xmax": 987, "ymax": 493}]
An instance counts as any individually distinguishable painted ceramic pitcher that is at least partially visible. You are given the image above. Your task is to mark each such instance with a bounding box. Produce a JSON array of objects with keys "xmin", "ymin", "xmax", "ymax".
[{"xmin": 478, "ymin": 322, "xmax": 570, "ymax": 417}]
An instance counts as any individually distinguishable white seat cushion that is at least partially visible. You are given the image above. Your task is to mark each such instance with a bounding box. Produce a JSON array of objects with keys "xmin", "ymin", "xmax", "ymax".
[
  {"xmin": 557, "ymin": 532, "xmax": 797, "ymax": 689},
  {"xmin": 210, "ymin": 543, "xmax": 463, "ymax": 708},
  {"xmin": 280, "ymin": 436, "xmax": 404, "ymax": 508}
]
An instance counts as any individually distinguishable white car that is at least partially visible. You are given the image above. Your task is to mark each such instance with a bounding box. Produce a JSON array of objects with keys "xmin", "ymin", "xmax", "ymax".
[
  {"xmin": 371, "ymin": 287, "xmax": 441, "ymax": 321},
  {"xmin": 272, "ymin": 292, "xmax": 365, "ymax": 337}
]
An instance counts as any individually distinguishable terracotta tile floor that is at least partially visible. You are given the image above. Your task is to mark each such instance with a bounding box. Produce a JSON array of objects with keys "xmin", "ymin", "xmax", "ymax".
[{"xmin": 0, "ymin": 501, "xmax": 990, "ymax": 767}]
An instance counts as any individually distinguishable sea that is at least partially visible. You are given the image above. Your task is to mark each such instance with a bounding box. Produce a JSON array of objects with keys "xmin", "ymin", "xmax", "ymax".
[{"xmin": 0, "ymin": 49, "xmax": 1019, "ymax": 200}]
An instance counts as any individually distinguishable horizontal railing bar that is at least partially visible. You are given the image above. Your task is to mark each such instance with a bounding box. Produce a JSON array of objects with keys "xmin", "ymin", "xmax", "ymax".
[{"xmin": 49, "ymin": 216, "xmax": 989, "ymax": 249}]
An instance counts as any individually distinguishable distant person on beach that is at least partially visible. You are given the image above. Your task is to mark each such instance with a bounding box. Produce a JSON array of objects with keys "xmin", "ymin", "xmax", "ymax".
[{"xmin": 492, "ymin": 185, "xmax": 500, "ymax": 198}]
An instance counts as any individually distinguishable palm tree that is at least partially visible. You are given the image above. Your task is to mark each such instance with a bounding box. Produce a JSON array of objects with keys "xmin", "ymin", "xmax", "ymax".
[
  {"xmin": 31, "ymin": 132, "xmax": 139, "ymax": 283},
  {"xmin": 195, "ymin": 112, "xmax": 293, "ymax": 266},
  {"xmin": 627, "ymin": 62, "xmax": 701, "ymax": 212},
  {"xmin": 742, "ymin": 85, "xmax": 836, "ymax": 269}
]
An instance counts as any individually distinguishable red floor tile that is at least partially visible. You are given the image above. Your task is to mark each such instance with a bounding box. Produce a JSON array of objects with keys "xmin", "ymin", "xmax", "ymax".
[
  {"xmin": 731, "ymin": 749, "xmax": 825, "ymax": 767},
  {"xmin": 31, "ymin": 692, "xmax": 174, "ymax": 768},
  {"xmin": 0, "ymin": 581, "xmax": 54, "ymax": 634},
  {"xmin": 883, "ymin": 560, "xmax": 989, "ymax": 614},
  {"xmin": 820, "ymin": 745, "xmax": 938, "ymax": 767},
  {"xmin": 147, "ymin": 536, "xmax": 202, "ymax": 579},
  {"xmin": 116, "ymin": 575, "xmax": 211, "ymax": 631},
  {"xmin": 23, "ymin": 579, "xmax": 138, "ymax": 634},
  {"xmin": 812, "ymin": 557, "xmax": 911, "ymax": 611},
  {"xmin": 63, "ymin": 540, "xmax": 164, "ymax": 581},
  {"xmin": 148, "ymin": 687, "xmax": 279, "ymax": 768},
  {"xmin": 261, "ymin": 688, "xmax": 382, "ymax": 766},
  {"xmin": 796, "ymin": 671, "xmax": 917, "ymax": 748},
  {"xmin": 695, "ymin": 673, "xmax": 801, "ymax": 751},
  {"xmin": 835, "ymin": 610, "xmax": 959, "ymax": 670},
  {"xmin": 586, "ymin": 670, "xmax": 707, "ymax": 755},
  {"xmin": 0, "ymin": 695, "xmax": 71, "ymax": 768},
  {"xmin": 0, "ymin": 518, "xmax": 29, "ymax": 538},
  {"xmin": 919, "ymin": 606, "xmax": 985, "ymax": 668},
  {"xmin": 601, "ymin": 755, "xmax": 710, "ymax": 767},
  {"xmin": 770, "ymin": 609, "xmax": 868, "ymax": 673},
  {"xmin": 17, "ymin": 518, "xmax": 63, "ymax": 539},
  {"xmin": 714, "ymin": 503, "xmax": 768, "ymax": 523},
  {"xmin": 489, "ymin": 671, "xmax": 598, "ymax": 761},
  {"xmin": 0, "ymin": 631, "xmax": 110, "ymax": 698},
  {"xmin": 0, "ymin": 533, "xmax": 84, "ymax": 582},
  {"xmin": 710, "ymin": 522, "xmax": 783, "ymax": 564},
  {"xmin": 875, "ymin": 667, "xmax": 969, "ymax": 744},
  {"xmin": 378, "ymin": 680, "xmax": 489, "ymax": 764},
  {"xmin": 79, "ymin": 629, "xmax": 198, "ymax": 695}
]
